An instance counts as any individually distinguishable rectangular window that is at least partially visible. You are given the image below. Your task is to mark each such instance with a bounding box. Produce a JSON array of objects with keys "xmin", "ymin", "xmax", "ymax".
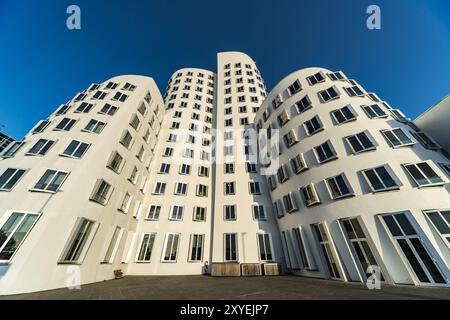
[
  {"xmin": 90, "ymin": 179, "xmax": 113, "ymax": 205},
  {"xmin": 169, "ymin": 205, "xmax": 184, "ymax": 221},
  {"xmin": 32, "ymin": 169, "xmax": 69, "ymax": 192},
  {"xmin": 196, "ymin": 184, "xmax": 208, "ymax": 197},
  {"xmin": 249, "ymin": 181, "xmax": 261, "ymax": 194},
  {"xmin": 147, "ymin": 205, "xmax": 161, "ymax": 220},
  {"xmin": 32, "ymin": 120, "xmax": 51, "ymax": 134},
  {"xmin": 288, "ymin": 79, "xmax": 302, "ymax": 95},
  {"xmin": 179, "ymin": 164, "xmax": 191, "ymax": 175},
  {"xmin": 318, "ymin": 86, "xmax": 340, "ymax": 102},
  {"xmin": 381, "ymin": 213, "xmax": 446, "ymax": 284},
  {"xmin": 283, "ymin": 193, "xmax": 298, "ymax": 213},
  {"xmin": 99, "ymin": 103, "xmax": 118, "ymax": 116},
  {"xmin": 252, "ymin": 205, "xmax": 266, "ymax": 220},
  {"xmin": 325, "ymin": 173, "xmax": 354, "ymax": 199},
  {"xmin": 403, "ymin": 162, "xmax": 445, "ymax": 187},
  {"xmin": 345, "ymin": 131, "xmax": 376, "ymax": 154},
  {"xmin": 381, "ymin": 128, "xmax": 415, "ymax": 148},
  {"xmin": 277, "ymin": 110, "xmax": 290, "ymax": 127},
  {"xmin": 424, "ymin": 210, "xmax": 450, "ymax": 246},
  {"xmin": 277, "ymin": 165, "xmax": 289, "ymax": 183},
  {"xmin": 159, "ymin": 163, "xmax": 171, "ymax": 174},
  {"xmin": 92, "ymin": 90, "xmax": 107, "ymax": 100},
  {"xmin": 313, "ymin": 223, "xmax": 342, "ymax": 279},
  {"xmin": 193, "ymin": 207, "xmax": 206, "ymax": 221},
  {"xmin": 198, "ymin": 166, "xmax": 209, "ymax": 177},
  {"xmin": 224, "ymin": 182, "xmax": 235, "ymax": 195},
  {"xmin": 112, "ymin": 92, "xmax": 128, "ymax": 102},
  {"xmin": 129, "ymin": 114, "xmax": 141, "ymax": 131},
  {"xmin": 314, "ymin": 140, "xmax": 338, "ymax": 164},
  {"xmin": 412, "ymin": 131, "xmax": 441, "ymax": 150},
  {"xmin": 189, "ymin": 234, "xmax": 204, "ymax": 261},
  {"xmin": 258, "ymin": 233, "xmax": 274, "ymax": 261},
  {"xmin": 59, "ymin": 218, "xmax": 97, "ymax": 264},
  {"xmin": 225, "ymin": 163, "xmax": 235, "ymax": 174},
  {"xmin": 55, "ymin": 118, "xmax": 76, "ymax": 131},
  {"xmin": 328, "ymin": 71, "xmax": 345, "ymax": 81},
  {"xmin": 331, "ymin": 105, "xmax": 357, "ymax": 124},
  {"xmin": 246, "ymin": 162, "xmax": 257, "ymax": 173},
  {"xmin": 306, "ymin": 72, "xmax": 325, "ymax": 86},
  {"xmin": 120, "ymin": 130, "xmax": 133, "ymax": 149},
  {"xmin": 162, "ymin": 233, "xmax": 180, "ymax": 262},
  {"xmin": 0, "ymin": 168, "xmax": 27, "ymax": 191},
  {"xmin": 304, "ymin": 116, "xmax": 324, "ymax": 135},
  {"xmin": 174, "ymin": 182, "xmax": 187, "ymax": 195},
  {"xmin": 61, "ymin": 140, "xmax": 90, "ymax": 159},
  {"xmin": 292, "ymin": 227, "xmax": 310, "ymax": 269},
  {"xmin": 119, "ymin": 192, "xmax": 132, "ymax": 213},
  {"xmin": 136, "ymin": 233, "xmax": 156, "ymax": 262},
  {"xmin": 107, "ymin": 151, "xmax": 124, "ymax": 173},
  {"xmin": 75, "ymin": 102, "xmax": 94, "ymax": 113},
  {"xmin": 26, "ymin": 139, "xmax": 55, "ymax": 156},
  {"xmin": 291, "ymin": 153, "xmax": 308, "ymax": 174},
  {"xmin": 284, "ymin": 129, "xmax": 299, "ymax": 147},
  {"xmin": 224, "ymin": 233, "xmax": 238, "ymax": 261},
  {"xmin": 84, "ymin": 119, "xmax": 106, "ymax": 134},
  {"xmin": 362, "ymin": 165, "xmax": 400, "ymax": 192},
  {"xmin": 344, "ymin": 85, "xmax": 364, "ymax": 97},
  {"xmin": 56, "ymin": 104, "xmax": 71, "ymax": 115},
  {"xmin": 295, "ymin": 95, "xmax": 312, "ymax": 113},
  {"xmin": 362, "ymin": 104, "xmax": 387, "ymax": 119},
  {"xmin": 153, "ymin": 182, "xmax": 166, "ymax": 195},
  {"xmin": 300, "ymin": 183, "xmax": 321, "ymax": 206},
  {"xmin": 0, "ymin": 211, "xmax": 39, "ymax": 262},
  {"xmin": 224, "ymin": 205, "xmax": 236, "ymax": 220},
  {"xmin": 0, "ymin": 141, "xmax": 25, "ymax": 158},
  {"xmin": 102, "ymin": 226, "xmax": 122, "ymax": 263}
]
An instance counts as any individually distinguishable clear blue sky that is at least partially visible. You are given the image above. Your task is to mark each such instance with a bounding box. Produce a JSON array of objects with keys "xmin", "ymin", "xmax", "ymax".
[{"xmin": 0, "ymin": 0, "xmax": 449, "ymax": 139}]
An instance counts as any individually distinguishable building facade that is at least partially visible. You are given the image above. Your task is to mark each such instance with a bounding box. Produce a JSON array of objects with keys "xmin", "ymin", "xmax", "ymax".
[{"xmin": 0, "ymin": 53, "xmax": 449, "ymax": 295}]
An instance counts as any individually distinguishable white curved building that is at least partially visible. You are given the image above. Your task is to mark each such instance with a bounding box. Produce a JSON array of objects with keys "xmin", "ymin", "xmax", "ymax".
[
  {"xmin": 254, "ymin": 67, "xmax": 450, "ymax": 286},
  {"xmin": 0, "ymin": 53, "xmax": 449, "ymax": 295}
]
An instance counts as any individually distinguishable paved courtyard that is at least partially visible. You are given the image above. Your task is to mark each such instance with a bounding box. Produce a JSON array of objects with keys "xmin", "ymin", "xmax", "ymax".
[{"xmin": 1, "ymin": 275, "xmax": 449, "ymax": 300}]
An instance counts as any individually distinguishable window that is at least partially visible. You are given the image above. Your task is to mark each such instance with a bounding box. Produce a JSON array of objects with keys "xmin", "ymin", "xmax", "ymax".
[
  {"xmin": 199, "ymin": 166, "xmax": 209, "ymax": 177},
  {"xmin": 225, "ymin": 118, "xmax": 233, "ymax": 127},
  {"xmin": 224, "ymin": 181, "xmax": 235, "ymax": 195},
  {"xmin": 179, "ymin": 164, "xmax": 191, "ymax": 175},
  {"xmin": 277, "ymin": 165, "xmax": 289, "ymax": 183},
  {"xmin": 196, "ymin": 184, "xmax": 208, "ymax": 197},
  {"xmin": 312, "ymin": 223, "xmax": 342, "ymax": 279},
  {"xmin": 249, "ymin": 181, "xmax": 261, "ymax": 194},
  {"xmin": 403, "ymin": 162, "xmax": 445, "ymax": 187},
  {"xmin": 164, "ymin": 147, "xmax": 174, "ymax": 157},
  {"xmin": 169, "ymin": 205, "xmax": 184, "ymax": 221},
  {"xmin": 137, "ymin": 103, "xmax": 147, "ymax": 116},
  {"xmin": 0, "ymin": 141, "xmax": 25, "ymax": 158},
  {"xmin": 146, "ymin": 205, "xmax": 161, "ymax": 220},
  {"xmin": 61, "ymin": 140, "xmax": 90, "ymax": 159},
  {"xmin": 26, "ymin": 139, "xmax": 55, "ymax": 156},
  {"xmin": 84, "ymin": 119, "xmax": 106, "ymax": 134},
  {"xmin": 105, "ymin": 81, "xmax": 118, "ymax": 89},
  {"xmin": 129, "ymin": 114, "xmax": 141, "ymax": 131},
  {"xmin": 362, "ymin": 165, "xmax": 400, "ymax": 192},
  {"xmin": 381, "ymin": 128, "xmax": 415, "ymax": 148},
  {"xmin": 186, "ymin": 234, "xmax": 204, "ymax": 265},
  {"xmin": 32, "ymin": 169, "xmax": 69, "ymax": 192},
  {"xmin": 99, "ymin": 103, "xmax": 118, "ymax": 116},
  {"xmin": 277, "ymin": 110, "xmax": 290, "ymax": 127},
  {"xmin": 56, "ymin": 104, "xmax": 71, "ymax": 115},
  {"xmin": 295, "ymin": 95, "xmax": 312, "ymax": 113},
  {"xmin": 389, "ymin": 109, "xmax": 408, "ymax": 122},
  {"xmin": 292, "ymin": 227, "xmax": 310, "ymax": 269},
  {"xmin": 284, "ymin": 129, "xmax": 299, "ymax": 147},
  {"xmin": 193, "ymin": 207, "xmax": 206, "ymax": 221},
  {"xmin": 306, "ymin": 72, "xmax": 325, "ymax": 86},
  {"xmin": 362, "ymin": 104, "xmax": 387, "ymax": 119},
  {"xmin": 291, "ymin": 153, "xmax": 308, "ymax": 174},
  {"xmin": 120, "ymin": 130, "xmax": 133, "ymax": 149},
  {"xmin": 344, "ymin": 85, "xmax": 364, "ymax": 97},
  {"xmin": 326, "ymin": 173, "xmax": 354, "ymax": 199},
  {"xmin": 102, "ymin": 227, "xmax": 122, "ymax": 263},
  {"xmin": 340, "ymin": 217, "xmax": 383, "ymax": 281},
  {"xmin": 345, "ymin": 131, "xmax": 376, "ymax": 154},
  {"xmin": 424, "ymin": 210, "xmax": 450, "ymax": 246},
  {"xmin": 283, "ymin": 193, "xmax": 298, "ymax": 213},
  {"xmin": 107, "ymin": 151, "xmax": 124, "ymax": 173},
  {"xmin": 153, "ymin": 182, "xmax": 166, "ymax": 195},
  {"xmin": 412, "ymin": 131, "xmax": 441, "ymax": 150},
  {"xmin": 304, "ymin": 116, "xmax": 324, "ymax": 135},
  {"xmin": 159, "ymin": 163, "xmax": 171, "ymax": 174},
  {"xmin": 258, "ymin": 234, "xmax": 274, "ymax": 261},
  {"xmin": 331, "ymin": 105, "xmax": 357, "ymax": 124},
  {"xmin": 318, "ymin": 86, "xmax": 339, "ymax": 102},
  {"xmin": 0, "ymin": 168, "xmax": 27, "ymax": 191},
  {"xmin": 90, "ymin": 179, "xmax": 113, "ymax": 205},
  {"xmin": 381, "ymin": 213, "xmax": 446, "ymax": 284},
  {"xmin": 246, "ymin": 162, "xmax": 257, "ymax": 173},
  {"xmin": 75, "ymin": 102, "xmax": 94, "ymax": 113},
  {"xmin": 59, "ymin": 218, "xmax": 97, "ymax": 264},
  {"xmin": 136, "ymin": 233, "xmax": 156, "ymax": 262},
  {"xmin": 288, "ymin": 80, "xmax": 302, "ymax": 95},
  {"xmin": 224, "ymin": 233, "xmax": 238, "ymax": 261},
  {"xmin": 112, "ymin": 92, "xmax": 128, "ymax": 102},
  {"xmin": 272, "ymin": 94, "xmax": 283, "ymax": 109},
  {"xmin": 0, "ymin": 211, "xmax": 40, "ymax": 262},
  {"xmin": 225, "ymin": 163, "xmax": 234, "ymax": 174},
  {"xmin": 55, "ymin": 118, "xmax": 76, "ymax": 131},
  {"xmin": 300, "ymin": 183, "xmax": 321, "ymax": 206},
  {"xmin": 314, "ymin": 140, "xmax": 337, "ymax": 164},
  {"xmin": 224, "ymin": 205, "xmax": 236, "ymax": 220},
  {"xmin": 118, "ymin": 193, "xmax": 131, "ymax": 213},
  {"xmin": 32, "ymin": 120, "xmax": 51, "ymax": 134},
  {"xmin": 162, "ymin": 233, "xmax": 180, "ymax": 262},
  {"xmin": 328, "ymin": 71, "xmax": 345, "ymax": 81},
  {"xmin": 253, "ymin": 205, "xmax": 266, "ymax": 220},
  {"xmin": 74, "ymin": 93, "xmax": 87, "ymax": 101},
  {"xmin": 174, "ymin": 182, "xmax": 187, "ymax": 195}
]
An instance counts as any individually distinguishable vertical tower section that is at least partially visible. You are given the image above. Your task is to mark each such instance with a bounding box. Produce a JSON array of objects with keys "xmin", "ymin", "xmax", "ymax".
[
  {"xmin": 127, "ymin": 68, "xmax": 216, "ymax": 275},
  {"xmin": 254, "ymin": 68, "xmax": 450, "ymax": 286},
  {"xmin": 212, "ymin": 52, "xmax": 283, "ymax": 268},
  {"xmin": 0, "ymin": 75, "xmax": 164, "ymax": 294}
]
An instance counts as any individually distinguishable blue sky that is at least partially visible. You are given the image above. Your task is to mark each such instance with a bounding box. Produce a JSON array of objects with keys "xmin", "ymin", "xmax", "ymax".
[{"xmin": 0, "ymin": 0, "xmax": 449, "ymax": 139}]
